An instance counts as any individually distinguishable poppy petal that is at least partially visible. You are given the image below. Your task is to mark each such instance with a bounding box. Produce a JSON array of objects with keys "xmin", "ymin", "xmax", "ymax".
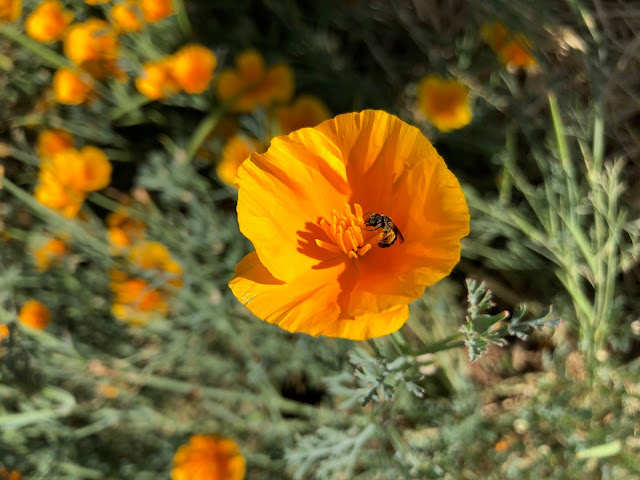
[
  {"xmin": 229, "ymin": 251, "xmax": 409, "ymax": 340},
  {"xmin": 236, "ymin": 129, "xmax": 350, "ymax": 282}
]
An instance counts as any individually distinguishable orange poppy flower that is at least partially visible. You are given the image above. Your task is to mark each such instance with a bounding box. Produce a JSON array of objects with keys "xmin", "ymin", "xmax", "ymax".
[
  {"xmin": 170, "ymin": 44, "xmax": 217, "ymax": 94},
  {"xmin": 36, "ymin": 128, "xmax": 74, "ymax": 159},
  {"xmin": 33, "ymin": 237, "xmax": 69, "ymax": 271},
  {"xmin": 216, "ymin": 135, "xmax": 262, "ymax": 188},
  {"xmin": 216, "ymin": 49, "xmax": 294, "ymax": 112},
  {"xmin": 417, "ymin": 75, "xmax": 472, "ymax": 132},
  {"xmin": 481, "ymin": 21, "xmax": 536, "ymax": 69},
  {"xmin": 18, "ymin": 299, "xmax": 51, "ymax": 330},
  {"xmin": 0, "ymin": 468, "xmax": 21, "ymax": 480},
  {"xmin": 63, "ymin": 19, "xmax": 123, "ymax": 79},
  {"xmin": 106, "ymin": 208, "xmax": 146, "ymax": 250},
  {"xmin": 276, "ymin": 95, "xmax": 331, "ymax": 135},
  {"xmin": 85, "ymin": 0, "xmax": 110, "ymax": 4},
  {"xmin": 135, "ymin": 59, "xmax": 180, "ymax": 99},
  {"xmin": 229, "ymin": 110, "xmax": 469, "ymax": 340},
  {"xmin": 110, "ymin": 276, "xmax": 169, "ymax": 326},
  {"xmin": 42, "ymin": 146, "xmax": 112, "ymax": 192},
  {"xmin": 25, "ymin": 0, "xmax": 73, "ymax": 42},
  {"xmin": 172, "ymin": 435, "xmax": 246, "ymax": 480},
  {"xmin": 0, "ymin": 0, "xmax": 21, "ymax": 22},
  {"xmin": 127, "ymin": 241, "xmax": 182, "ymax": 280},
  {"xmin": 110, "ymin": 241, "xmax": 182, "ymax": 325},
  {"xmin": 138, "ymin": 0, "xmax": 173, "ymax": 22},
  {"xmin": 0, "ymin": 324, "xmax": 9, "ymax": 339},
  {"xmin": 111, "ymin": 0, "xmax": 142, "ymax": 33},
  {"xmin": 52, "ymin": 67, "xmax": 93, "ymax": 105},
  {"xmin": 34, "ymin": 170, "xmax": 86, "ymax": 217}
]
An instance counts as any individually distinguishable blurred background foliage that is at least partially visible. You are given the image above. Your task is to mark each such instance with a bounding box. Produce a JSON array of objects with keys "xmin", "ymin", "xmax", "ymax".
[{"xmin": 1, "ymin": 0, "xmax": 640, "ymax": 479}]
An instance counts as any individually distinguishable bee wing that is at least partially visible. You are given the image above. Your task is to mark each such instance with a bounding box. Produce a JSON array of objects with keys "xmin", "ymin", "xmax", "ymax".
[{"xmin": 395, "ymin": 226, "xmax": 405, "ymax": 244}]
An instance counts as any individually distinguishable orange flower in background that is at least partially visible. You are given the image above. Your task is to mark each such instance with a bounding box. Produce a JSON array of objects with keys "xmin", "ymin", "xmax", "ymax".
[
  {"xmin": 64, "ymin": 19, "xmax": 123, "ymax": 79},
  {"xmin": 37, "ymin": 128, "xmax": 74, "ymax": 159},
  {"xmin": 18, "ymin": 300, "xmax": 51, "ymax": 330},
  {"xmin": 128, "ymin": 241, "xmax": 183, "ymax": 282},
  {"xmin": 110, "ymin": 276, "xmax": 169, "ymax": 326},
  {"xmin": 276, "ymin": 95, "xmax": 331, "ymax": 135},
  {"xmin": 85, "ymin": 0, "xmax": 110, "ymax": 4},
  {"xmin": 34, "ymin": 170, "xmax": 86, "ymax": 217},
  {"xmin": 216, "ymin": 135, "xmax": 261, "ymax": 188},
  {"xmin": 52, "ymin": 67, "xmax": 93, "ymax": 105},
  {"xmin": 482, "ymin": 21, "xmax": 536, "ymax": 69},
  {"xmin": 0, "ymin": 324, "xmax": 9, "ymax": 339},
  {"xmin": 35, "ymin": 146, "xmax": 112, "ymax": 217},
  {"xmin": 0, "ymin": 0, "xmax": 21, "ymax": 22},
  {"xmin": 216, "ymin": 49, "xmax": 294, "ymax": 112},
  {"xmin": 43, "ymin": 146, "xmax": 112, "ymax": 192},
  {"xmin": 106, "ymin": 208, "xmax": 146, "ymax": 250},
  {"xmin": 0, "ymin": 468, "xmax": 21, "ymax": 480},
  {"xmin": 171, "ymin": 44, "xmax": 217, "ymax": 94},
  {"xmin": 25, "ymin": 0, "xmax": 73, "ymax": 42},
  {"xmin": 417, "ymin": 75, "xmax": 472, "ymax": 132},
  {"xmin": 110, "ymin": 241, "xmax": 182, "ymax": 326},
  {"xmin": 135, "ymin": 59, "xmax": 179, "ymax": 99},
  {"xmin": 111, "ymin": 0, "xmax": 142, "ymax": 33},
  {"xmin": 229, "ymin": 110, "xmax": 469, "ymax": 340},
  {"xmin": 172, "ymin": 435, "xmax": 246, "ymax": 480},
  {"xmin": 139, "ymin": 0, "xmax": 173, "ymax": 22},
  {"xmin": 33, "ymin": 237, "xmax": 69, "ymax": 271}
]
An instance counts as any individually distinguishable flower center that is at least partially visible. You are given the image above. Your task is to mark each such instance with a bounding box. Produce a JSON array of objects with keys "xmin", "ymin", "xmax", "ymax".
[{"xmin": 315, "ymin": 203, "xmax": 383, "ymax": 260}]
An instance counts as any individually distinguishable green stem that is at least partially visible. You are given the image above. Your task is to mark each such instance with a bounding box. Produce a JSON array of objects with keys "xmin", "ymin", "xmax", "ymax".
[
  {"xmin": 186, "ymin": 100, "xmax": 231, "ymax": 160},
  {"xmin": 173, "ymin": 0, "xmax": 192, "ymax": 38},
  {"xmin": 7, "ymin": 146, "xmax": 39, "ymax": 166},
  {"xmin": 87, "ymin": 192, "xmax": 124, "ymax": 213},
  {"xmin": 499, "ymin": 125, "xmax": 515, "ymax": 205},
  {"xmin": 110, "ymin": 94, "xmax": 152, "ymax": 121},
  {"xmin": 0, "ymin": 24, "xmax": 69, "ymax": 68}
]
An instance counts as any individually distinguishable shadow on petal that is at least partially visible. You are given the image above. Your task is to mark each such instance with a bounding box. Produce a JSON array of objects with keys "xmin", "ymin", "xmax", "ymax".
[{"xmin": 296, "ymin": 220, "xmax": 344, "ymax": 270}]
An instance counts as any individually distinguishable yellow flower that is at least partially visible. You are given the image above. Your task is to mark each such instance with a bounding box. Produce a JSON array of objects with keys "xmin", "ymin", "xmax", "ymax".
[
  {"xmin": 63, "ymin": 19, "xmax": 123, "ymax": 79},
  {"xmin": 18, "ymin": 299, "xmax": 51, "ymax": 330},
  {"xmin": 135, "ymin": 59, "xmax": 180, "ymax": 99},
  {"xmin": 216, "ymin": 135, "xmax": 262, "ymax": 188},
  {"xmin": 417, "ymin": 75, "xmax": 472, "ymax": 132},
  {"xmin": 139, "ymin": 0, "xmax": 173, "ymax": 22},
  {"xmin": 481, "ymin": 21, "xmax": 536, "ymax": 69},
  {"xmin": 106, "ymin": 208, "xmax": 146, "ymax": 250},
  {"xmin": 229, "ymin": 110, "xmax": 469, "ymax": 340},
  {"xmin": 170, "ymin": 44, "xmax": 217, "ymax": 94},
  {"xmin": 35, "ymin": 146, "xmax": 111, "ymax": 217},
  {"xmin": 33, "ymin": 237, "xmax": 69, "ymax": 271},
  {"xmin": 52, "ymin": 67, "xmax": 93, "ymax": 105},
  {"xmin": 276, "ymin": 95, "xmax": 331, "ymax": 135},
  {"xmin": 0, "ymin": 324, "xmax": 9, "ymax": 340},
  {"xmin": 128, "ymin": 241, "xmax": 182, "ymax": 282},
  {"xmin": 216, "ymin": 49, "xmax": 294, "ymax": 112},
  {"xmin": 36, "ymin": 128, "xmax": 74, "ymax": 159},
  {"xmin": 0, "ymin": 0, "xmax": 21, "ymax": 22},
  {"xmin": 111, "ymin": 0, "xmax": 142, "ymax": 33},
  {"xmin": 110, "ymin": 241, "xmax": 182, "ymax": 326},
  {"xmin": 110, "ymin": 276, "xmax": 169, "ymax": 326},
  {"xmin": 25, "ymin": 0, "xmax": 73, "ymax": 43},
  {"xmin": 34, "ymin": 170, "xmax": 86, "ymax": 218},
  {"xmin": 43, "ymin": 146, "xmax": 112, "ymax": 192},
  {"xmin": 172, "ymin": 435, "xmax": 246, "ymax": 480}
]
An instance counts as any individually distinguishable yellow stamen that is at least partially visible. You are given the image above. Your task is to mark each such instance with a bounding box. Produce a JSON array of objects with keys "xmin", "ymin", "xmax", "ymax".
[{"xmin": 314, "ymin": 203, "xmax": 380, "ymax": 259}]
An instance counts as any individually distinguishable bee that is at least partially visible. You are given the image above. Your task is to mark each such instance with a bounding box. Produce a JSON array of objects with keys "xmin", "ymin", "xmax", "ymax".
[{"xmin": 363, "ymin": 212, "xmax": 404, "ymax": 248}]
